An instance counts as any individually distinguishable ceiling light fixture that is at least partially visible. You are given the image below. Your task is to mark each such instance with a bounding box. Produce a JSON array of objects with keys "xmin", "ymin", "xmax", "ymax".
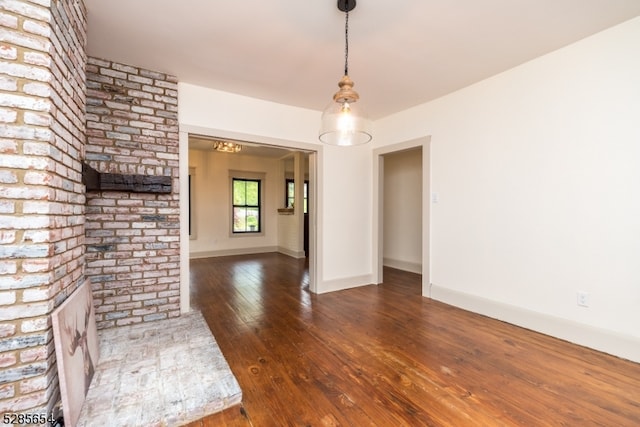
[
  {"xmin": 212, "ymin": 140, "xmax": 242, "ymax": 153},
  {"xmin": 319, "ymin": 0, "xmax": 372, "ymax": 146}
]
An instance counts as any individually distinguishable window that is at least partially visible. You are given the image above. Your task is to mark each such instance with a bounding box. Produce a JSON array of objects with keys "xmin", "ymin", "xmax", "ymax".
[
  {"xmin": 232, "ymin": 178, "xmax": 261, "ymax": 233},
  {"xmin": 286, "ymin": 179, "xmax": 308, "ymax": 214}
]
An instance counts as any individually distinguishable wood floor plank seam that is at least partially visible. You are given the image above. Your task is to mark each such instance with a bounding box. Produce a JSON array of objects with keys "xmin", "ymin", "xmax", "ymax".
[{"xmin": 185, "ymin": 254, "xmax": 640, "ymax": 427}]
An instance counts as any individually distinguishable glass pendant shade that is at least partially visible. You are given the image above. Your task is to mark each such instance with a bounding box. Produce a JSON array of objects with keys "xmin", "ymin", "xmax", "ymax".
[
  {"xmin": 319, "ymin": 75, "xmax": 372, "ymax": 146},
  {"xmin": 319, "ymin": 1, "xmax": 372, "ymax": 146}
]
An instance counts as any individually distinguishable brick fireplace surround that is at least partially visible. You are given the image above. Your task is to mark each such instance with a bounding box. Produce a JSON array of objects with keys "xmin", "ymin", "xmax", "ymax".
[{"xmin": 0, "ymin": 0, "xmax": 181, "ymax": 417}]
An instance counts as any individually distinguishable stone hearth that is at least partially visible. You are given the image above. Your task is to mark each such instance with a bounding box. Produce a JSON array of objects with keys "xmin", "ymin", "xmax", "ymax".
[{"xmin": 77, "ymin": 311, "xmax": 242, "ymax": 426}]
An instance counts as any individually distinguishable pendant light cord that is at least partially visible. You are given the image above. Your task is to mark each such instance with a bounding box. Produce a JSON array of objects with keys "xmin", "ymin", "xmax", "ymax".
[{"xmin": 344, "ymin": 7, "xmax": 349, "ymax": 76}]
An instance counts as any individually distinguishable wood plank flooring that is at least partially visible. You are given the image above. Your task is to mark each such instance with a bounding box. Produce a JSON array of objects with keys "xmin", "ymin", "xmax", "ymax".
[{"xmin": 184, "ymin": 253, "xmax": 640, "ymax": 426}]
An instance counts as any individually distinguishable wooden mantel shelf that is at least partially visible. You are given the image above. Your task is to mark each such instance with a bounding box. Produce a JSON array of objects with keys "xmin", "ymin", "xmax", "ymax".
[
  {"xmin": 277, "ymin": 208, "xmax": 294, "ymax": 215},
  {"xmin": 82, "ymin": 163, "xmax": 172, "ymax": 194}
]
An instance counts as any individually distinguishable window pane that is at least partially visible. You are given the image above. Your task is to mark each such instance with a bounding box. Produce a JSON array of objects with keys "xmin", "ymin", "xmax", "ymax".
[
  {"xmin": 233, "ymin": 180, "xmax": 246, "ymax": 205},
  {"xmin": 304, "ymin": 182, "xmax": 308, "ymax": 213},
  {"xmin": 233, "ymin": 207, "xmax": 246, "ymax": 232},
  {"xmin": 232, "ymin": 178, "xmax": 261, "ymax": 233},
  {"xmin": 246, "ymin": 207, "xmax": 259, "ymax": 231},
  {"xmin": 246, "ymin": 181, "xmax": 259, "ymax": 205}
]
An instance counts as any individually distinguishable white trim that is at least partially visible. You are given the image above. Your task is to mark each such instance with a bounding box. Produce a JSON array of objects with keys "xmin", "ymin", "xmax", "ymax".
[
  {"xmin": 372, "ymin": 136, "xmax": 431, "ymax": 295},
  {"xmin": 190, "ymin": 246, "xmax": 279, "ymax": 259},
  {"xmin": 278, "ymin": 246, "xmax": 306, "ymax": 259},
  {"xmin": 382, "ymin": 258, "xmax": 422, "ymax": 274},
  {"xmin": 179, "ymin": 124, "xmax": 321, "ymax": 295},
  {"xmin": 191, "ymin": 247, "xmax": 306, "ymax": 260},
  {"xmin": 308, "ymin": 151, "xmax": 319, "ymax": 293},
  {"xmin": 317, "ymin": 274, "xmax": 374, "ymax": 294},
  {"xmin": 431, "ymin": 284, "xmax": 640, "ymax": 363},
  {"xmin": 179, "ymin": 131, "xmax": 190, "ymax": 313}
]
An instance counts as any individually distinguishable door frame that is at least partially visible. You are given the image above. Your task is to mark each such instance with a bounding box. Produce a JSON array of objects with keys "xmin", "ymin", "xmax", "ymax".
[
  {"xmin": 372, "ymin": 136, "xmax": 431, "ymax": 296},
  {"xmin": 179, "ymin": 126, "xmax": 321, "ymax": 312}
]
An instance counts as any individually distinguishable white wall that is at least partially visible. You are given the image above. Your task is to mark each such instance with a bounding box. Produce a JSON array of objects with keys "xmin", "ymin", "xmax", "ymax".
[
  {"xmin": 178, "ymin": 84, "xmax": 375, "ymax": 292},
  {"xmin": 277, "ymin": 152, "xmax": 307, "ymax": 258},
  {"xmin": 376, "ymin": 17, "xmax": 640, "ymax": 362},
  {"xmin": 189, "ymin": 149, "xmax": 281, "ymax": 257},
  {"xmin": 277, "ymin": 213, "xmax": 301, "ymax": 257},
  {"xmin": 383, "ymin": 148, "xmax": 422, "ymax": 273}
]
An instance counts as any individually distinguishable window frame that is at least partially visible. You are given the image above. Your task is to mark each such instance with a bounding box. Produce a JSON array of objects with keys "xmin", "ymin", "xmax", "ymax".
[
  {"xmin": 285, "ymin": 178, "xmax": 309, "ymax": 214},
  {"xmin": 230, "ymin": 171, "xmax": 265, "ymax": 236}
]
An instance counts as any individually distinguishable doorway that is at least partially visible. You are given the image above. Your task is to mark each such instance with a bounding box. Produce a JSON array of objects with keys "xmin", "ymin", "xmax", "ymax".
[
  {"xmin": 373, "ymin": 137, "xmax": 431, "ymax": 296},
  {"xmin": 179, "ymin": 129, "xmax": 321, "ymax": 312}
]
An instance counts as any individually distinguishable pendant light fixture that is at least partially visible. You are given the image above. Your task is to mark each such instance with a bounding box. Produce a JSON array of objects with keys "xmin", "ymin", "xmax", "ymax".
[{"xmin": 319, "ymin": 0, "xmax": 372, "ymax": 146}]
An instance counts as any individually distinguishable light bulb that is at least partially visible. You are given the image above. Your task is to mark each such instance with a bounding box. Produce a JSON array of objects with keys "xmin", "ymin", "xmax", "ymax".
[
  {"xmin": 319, "ymin": 96, "xmax": 372, "ymax": 146},
  {"xmin": 338, "ymin": 102, "xmax": 354, "ymax": 131},
  {"xmin": 336, "ymin": 102, "xmax": 355, "ymax": 146}
]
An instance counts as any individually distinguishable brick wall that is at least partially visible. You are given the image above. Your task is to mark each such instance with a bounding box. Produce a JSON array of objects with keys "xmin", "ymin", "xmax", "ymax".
[
  {"xmin": 84, "ymin": 57, "xmax": 180, "ymax": 329},
  {"xmin": 0, "ymin": 0, "xmax": 87, "ymax": 415}
]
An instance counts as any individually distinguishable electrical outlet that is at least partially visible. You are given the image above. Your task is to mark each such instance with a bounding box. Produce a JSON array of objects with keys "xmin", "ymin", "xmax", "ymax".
[{"xmin": 577, "ymin": 291, "xmax": 590, "ymax": 307}]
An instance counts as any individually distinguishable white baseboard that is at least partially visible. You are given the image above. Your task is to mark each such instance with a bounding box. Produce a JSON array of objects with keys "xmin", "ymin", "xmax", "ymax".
[
  {"xmin": 277, "ymin": 246, "xmax": 306, "ymax": 259},
  {"xmin": 317, "ymin": 274, "xmax": 374, "ymax": 294},
  {"xmin": 430, "ymin": 284, "xmax": 640, "ymax": 363},
  {"xmin": 190, "ymin": 246, "xmax": 278, "ymax": 259},
  {"xmin": 383, "ymin": 258, "xmax": 422, "ymax": 274}
]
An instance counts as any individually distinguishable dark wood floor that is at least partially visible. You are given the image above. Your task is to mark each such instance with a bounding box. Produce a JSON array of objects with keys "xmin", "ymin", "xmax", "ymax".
[{"xmin": 185, "ymin": 253, "xmax": 640, "ymax": 426}]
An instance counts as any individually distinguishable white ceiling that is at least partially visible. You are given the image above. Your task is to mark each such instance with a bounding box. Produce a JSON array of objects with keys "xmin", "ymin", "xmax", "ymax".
[
  {"xmin": 188, "ymin": 135, "xmax": 302, "ymax": 158},
  {"xmin": 85, "ymin": 0, "xmax": 640, "ymax": 121}
]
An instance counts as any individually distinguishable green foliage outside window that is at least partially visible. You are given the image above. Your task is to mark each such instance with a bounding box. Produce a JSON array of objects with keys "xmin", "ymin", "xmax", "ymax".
[{"xmin": 233, "ymin": 178, "xmax": 260, "ymax": 233}]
